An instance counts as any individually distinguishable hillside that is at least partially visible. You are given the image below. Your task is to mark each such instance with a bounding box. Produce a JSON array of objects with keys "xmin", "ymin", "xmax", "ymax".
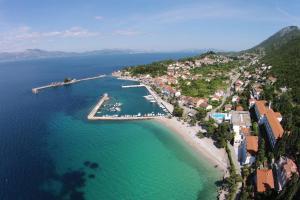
[
  {"xmin": 248, "ymin": 26, "xmax": 300, "ymax": 53},
  {"xmin": 262, "ymin": 30, "xmax": 300, "ymax": 103}
]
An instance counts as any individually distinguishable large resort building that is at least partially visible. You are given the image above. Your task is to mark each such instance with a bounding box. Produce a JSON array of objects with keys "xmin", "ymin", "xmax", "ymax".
[{"xmin": 254, "ymin": 100, "xmax": 284, "ymax": 149}]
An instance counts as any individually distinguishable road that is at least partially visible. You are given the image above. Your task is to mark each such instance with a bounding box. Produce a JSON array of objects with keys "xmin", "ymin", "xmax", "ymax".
[{"xmin": 206, "ymin": 71, "xmax": 240, "ymax": 119}]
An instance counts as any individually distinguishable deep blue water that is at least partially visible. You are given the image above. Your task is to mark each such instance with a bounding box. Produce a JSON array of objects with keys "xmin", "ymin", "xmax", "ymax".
[{"xmin": 0, "ymin": 52, "xmax": 220, "ymax": 200}]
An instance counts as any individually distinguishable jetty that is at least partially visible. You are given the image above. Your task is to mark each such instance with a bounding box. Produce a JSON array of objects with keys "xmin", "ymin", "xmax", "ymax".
[
  {"xmin": 32, "ymin": 74, "xmax": 106, "ymax": 94},
  {"xmin": 121, "ymin": 84, "xmax": 145, "ymax": 88},
  {"xmin": 88, "ymin": 93, "xmax": 109, "ymax": 120}
]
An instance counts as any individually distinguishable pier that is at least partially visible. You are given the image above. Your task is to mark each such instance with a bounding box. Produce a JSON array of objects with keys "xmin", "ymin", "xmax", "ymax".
[
  {"xmin": 88, "ymin": 93, "xmax": 109, "ymax": 120},
  {"xmin": 121, "ymin": 84, "xmax": 145, "ymax": 88},
  {"xmin": 32, "ymin": 74, "xmax": 106, "ymax": 94}
]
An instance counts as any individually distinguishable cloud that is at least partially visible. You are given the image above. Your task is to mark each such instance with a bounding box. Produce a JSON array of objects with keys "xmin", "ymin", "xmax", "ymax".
[
  {"xmin": 113, "ymin": 29, "xmax": 141, "ymax": 36},
  {"xmin": 95, "ymin": 16, "xmax": 104, "ymax": 20},
  {"xmin": 0, "ymin": 26, "xmax": 101, "ymax": 52}
]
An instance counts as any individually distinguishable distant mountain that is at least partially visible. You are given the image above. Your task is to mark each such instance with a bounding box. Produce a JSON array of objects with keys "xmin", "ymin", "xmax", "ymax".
[
  {"xmin": 0, "ymin": 48, "xmax": 145, "ymax": 62},
  {"xmin": 247, "ymin": 26, "xmax": 300, "ymax": 53}
]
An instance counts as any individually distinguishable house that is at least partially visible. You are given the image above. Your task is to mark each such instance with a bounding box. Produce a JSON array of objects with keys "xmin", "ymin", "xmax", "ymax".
[
  {"xmin": 256, "ymin": 169, "xmax": 275, "ymax": 193},
  {"xmin": 199, "ymin": 102, "xmax": 212, "ymax": 110},
  {"xmin": 252, "ymin": 83, "xmax": 263, "ymax": 99},
  {"xmin": 232, "ymin": 95, "xmax": 240, "ymax": 103},
  {"xmin": 236, "ymin": 105, "xmax": 244, "ymax": 111},
  {"xmin": 267, "ymin": 76, "xmax": 277, "ymax": 85},
  {"xmin": 224, "ymin": 104, "xmax": 233, "ymax": 111},
  {"xmin": 211, "ymin": 95, "xmax": 221, "ymax": 102},
  {"xmin": 275, "ymin": 157, "xmax": 299, "ymax": 191},
  {"xmin": 215, "ymin": 90, "xmax": 225, "ymax": 97},
  {"xmin": 235, "ymin": 80, "xmax": 244, "ymax": 92},
  {"xmin": 254, "ymin": 101, "xmax": 284, "ymax": 149},
  {"xmin": 241, "ymin": 136, "xmax": 258, "ymax": 165}
]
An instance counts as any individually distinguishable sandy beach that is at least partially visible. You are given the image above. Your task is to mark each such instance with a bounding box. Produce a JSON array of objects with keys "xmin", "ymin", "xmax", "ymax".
[{"xmin": 155, "ymin": 117, "xmax": 229, "ymax": 175}]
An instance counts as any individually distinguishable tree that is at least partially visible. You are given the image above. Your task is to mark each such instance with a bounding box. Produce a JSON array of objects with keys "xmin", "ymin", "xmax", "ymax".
[
  {"xmin": 253, "ymin": 122, "xmax": 259, "ymax": 136},
  {"xmin": 173, "ymin": 105, "xmax": 183, "ymax": 117},
  {"xmin": 257, "ymin": 138, "xmax": 267, "ymax": 166},
  {"xmin": 196, "ymin": 131, "xmax": 205, "ymax": 139},
  {"xmin": 195, "ymin": 108, "xmax": 207, "ymax": 121}
]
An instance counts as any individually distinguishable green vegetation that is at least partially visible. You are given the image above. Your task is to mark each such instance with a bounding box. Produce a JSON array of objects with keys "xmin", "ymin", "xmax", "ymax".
[
  {"xmin": 249, "ymin": 26, "xmax": 300, "ymax": 54},
  {"xmin": 256, "ymin": 138, "xmax": 267, "ymax": 166},
  {"xmin": 252, "ymin": 122, "xmax": 259, "ymax": 136},
  {"xmin": 202, "ymin": 121, "xmax": 234, "ymax": 148},
  {"xmin": 195, "ymin": 108, "xmax": 207, "ymax": 122},
  {"xmin": 172, "ymin": 105, "xmax": 183, "ymax": 117},
  {"xmin": 224, "ymin": 144, "xmax": 242, "ymax": 200},
  {"xmin": 124, "ymin": 59, "xmax": 174, "ymax": 77},
  {"xmin": 179, "ymin": 78, "xmax": 225, "ymax": 97},
  {"xmin": 64, "ymin": 77, "xmax": 72, "ymax": 83}
]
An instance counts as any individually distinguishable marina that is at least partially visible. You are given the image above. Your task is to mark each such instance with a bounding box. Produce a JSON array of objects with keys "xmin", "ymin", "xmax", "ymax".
[
  {"xmin": 32, "ymin": 74, "xmax": 106, "ymax": 94},
  {"xmin": 87, "ymin": 92, "xmax": 166, "ymax": 120},
  {"xmin": 87, "ymin": 83, "xmax": 172, "ymax": 121}
]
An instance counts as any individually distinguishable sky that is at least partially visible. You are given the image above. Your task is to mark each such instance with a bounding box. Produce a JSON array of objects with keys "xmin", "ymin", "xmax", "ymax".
[{"xmin": 0, "ymin": 0, "xmax": 299, "ymax": 52}]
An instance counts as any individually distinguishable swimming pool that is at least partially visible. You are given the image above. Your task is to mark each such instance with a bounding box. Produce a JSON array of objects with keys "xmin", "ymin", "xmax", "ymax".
[{"xmin": 211, "ymin": 113, "xmax": 226, "ymax": 120}]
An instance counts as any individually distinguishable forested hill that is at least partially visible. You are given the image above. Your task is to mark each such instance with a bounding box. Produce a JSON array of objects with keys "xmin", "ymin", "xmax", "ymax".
[{"xmin": 248, "ymin": 26, "xmax": 300, "ymax": 53}]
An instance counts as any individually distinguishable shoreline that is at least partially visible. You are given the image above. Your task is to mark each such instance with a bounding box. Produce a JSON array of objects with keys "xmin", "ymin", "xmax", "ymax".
[
  {"xmin": 113, "ymin": 75, "xmax": 228, "ymax": 175},
  {"xmin": 155, "ymin": 117, "xmax": 228, "ymax": 175}
]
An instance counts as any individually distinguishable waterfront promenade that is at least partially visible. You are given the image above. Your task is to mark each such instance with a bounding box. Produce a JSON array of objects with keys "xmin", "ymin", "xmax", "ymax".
[{"xmin": 32, "ymin": 74, "xmax": 106, "ymax": 94}]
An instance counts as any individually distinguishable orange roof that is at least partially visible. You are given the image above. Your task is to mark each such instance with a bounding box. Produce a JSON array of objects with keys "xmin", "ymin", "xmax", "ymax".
[
  {"xmin": 246, "ymin": 136, "xmax": 258, "ymax": 154},
  {"xmin": 257, "ymin": 169, "xmax": 274, "ymax": 192},
  {"xmin": 274, "ymin": 112, "xmax": 282, "ymax": 118},
  {"xmin": 241, "ymin": 127, "xmax": 251, "ymax": 136},
  {"xmin": 236, "ymin": 105, "xmax": 244, "ymax": 111},
  {"xmin": 255, "ymin": 100, "xmax": 267, "ymax": 116},
  {"xmin": 266, "ymin": 109, "xmax": 284, "ymax": 139}
]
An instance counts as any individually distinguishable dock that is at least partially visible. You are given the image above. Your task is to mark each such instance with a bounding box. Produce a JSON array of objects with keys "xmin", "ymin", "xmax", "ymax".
[
  {"xmin": 121, "ymin": 84, "xmax": 145, "ymax": 88},
  {"xmin": 32, "ymin": 74, "xmax": 106, "ymax": 94},
  {"xmin": 88, "ymin": 93, "xmax": 109, "ymax": 120}
]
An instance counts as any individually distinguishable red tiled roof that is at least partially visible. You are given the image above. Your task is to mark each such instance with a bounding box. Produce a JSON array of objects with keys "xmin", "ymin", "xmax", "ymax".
[
  {"xmin": 236, "ymin": 105, "xmax": 244, "ymax": 111},
  {"xmin": 257, "ymin": 169, "xmax": 274, "ymax": 192},
  {"xmin": 274, "ymin": 112, "xmax": 282, "ymax": 118},
  {"xmin": 266, "ymin": 109, "xmax": 284, "ymax": 139},
  {"xmin": 255, "ymin": 100, "xmax": 267, "ymax": 116},
  {"xmin": 246, "ymin": 136, "xmax": 258, "ymax": 154},
  {"xmin": 241, "ymin": 127, "xmax": 250, "ymax": 136}
]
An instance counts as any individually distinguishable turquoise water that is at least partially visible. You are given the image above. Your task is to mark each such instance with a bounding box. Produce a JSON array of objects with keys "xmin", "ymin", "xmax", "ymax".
[
  {"xmin": 211, "ymin": 113, "xmax": 226, "ymax": 120},
  {"xmin": 0, "ymin": 53, "xmax": 220, "ymax": 200},
  {"xmin": 43, "ymin": 77, "xmax": 221, "ymax": 200}
]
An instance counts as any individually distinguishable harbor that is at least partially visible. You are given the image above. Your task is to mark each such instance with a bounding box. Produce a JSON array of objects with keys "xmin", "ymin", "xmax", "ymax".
[
  {"xmin": 87, "ymin": 92, "xmax": 166, "ymax": 120},
  {"xmin": 32, "ymin": 74, "xmax": 106, "ymax": 94},
  {"xmin": 87, "ymin": 83, "xmax": 172, "ymax": 121}
]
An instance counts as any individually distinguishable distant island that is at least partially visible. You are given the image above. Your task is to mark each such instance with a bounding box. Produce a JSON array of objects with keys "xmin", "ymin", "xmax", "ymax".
[{"xmin": 0, "ymin": 48, "xmax": 212, "ymax": 63}]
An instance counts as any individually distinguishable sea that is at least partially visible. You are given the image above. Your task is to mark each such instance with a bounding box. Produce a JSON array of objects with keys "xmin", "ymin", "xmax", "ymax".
[{"xmin": 0, "ymin": 52, "xmax": 221, "ymax": 200}]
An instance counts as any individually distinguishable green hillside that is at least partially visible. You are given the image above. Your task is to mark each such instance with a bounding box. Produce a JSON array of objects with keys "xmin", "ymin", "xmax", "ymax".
[
  {"xmin": 248, "ymin": 26, "xmax": 300, "ymax": 53},
  {"xmin": 262, "ymin": 31, "xmax": 300, "ymax": 103}
]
